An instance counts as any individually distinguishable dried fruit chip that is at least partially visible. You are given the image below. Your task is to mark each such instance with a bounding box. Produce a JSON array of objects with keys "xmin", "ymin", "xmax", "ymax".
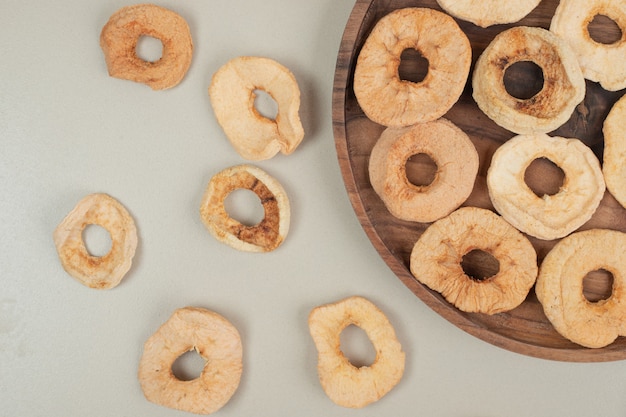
[
  {"xmin": 603, "ymin": 94, "xmax": 626, "ymax": 208},
  {"xmin": 209, "ymin": 56, "xmax": 304, "ymax": 160},
  {"xmin": 100, "ymin": 4, "xmax": 193, "ymax": 90},
  {"xmin": 551, "ymin": 0, "xmax": 626, "ymax": 91},
  {"xmin": 308, "ymin": 296, "xmax": 405, "ymax": 408},
  {"xmin": 410, "ymin": 207, "xmax": 538, "ymax": 315},
  {"xmin": 487, "ymin": 134, "xmax": 605, "ymax": 240},
  {"xmin": 536, "ymin": 229, "xmax": 626, "ymax": 348},
  {"xmin": 199, "ymin": 164, "xmax": 290, "ymax": 252},
  {"xmin": 473, "ymin": 26, "xmax": 585, "ymax": 134},
  {"xmin": 369, "ymin": 118, "xmax": 479, "ymax": 223},
  {"xmin": 436, "ymin": 0, "xmax": 541, "ymax": 28},
  {"xmin": 353, "ymin": 8, "xmax": 471, "ymax": 127},
  {"xmin": 138, "ymin": 307, "xmax": 243, "ymax": 414},
  {"xmin": 53, "ymin": 193, "xmax": 137, "ymax": 289}
]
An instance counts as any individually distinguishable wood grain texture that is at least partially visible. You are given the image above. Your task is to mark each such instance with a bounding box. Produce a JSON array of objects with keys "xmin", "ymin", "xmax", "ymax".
[{"xmin": 333, "ymin": 0, "xmax": 626, "ymax": 361}]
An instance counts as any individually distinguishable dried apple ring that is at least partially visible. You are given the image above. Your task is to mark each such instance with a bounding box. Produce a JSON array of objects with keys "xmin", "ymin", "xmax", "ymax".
[
  {"xmin": 436, "ymin": 0, "xmax": 541, "ymax": 28},
  {"xmin": 53, "ymin": 193, "xmax": 137, "ymax": 289},
  {"xmin": 209, "ymin": 56, "xmax": 304, "ymax": 160},
  {"xmin": 536, "ymin": 229, "xmax": 626, "ymax": 348},
  {"xmin": 473, "ymin": 26, "xmax": 585, "ymax": 134},
  {"xmin": 410, "ymin": 207, "xmax": 538, "ymax": 315},
  {"xmin": 138, "ymin": 307, "xmax": 243, "ymax": 414},
  {"xmin": 199, "ymin": 164, "xmax": 290, "ymax": 252},
  {"xmin": 369, "ymin": 118, "xmax": 479, "ymax": 223},
  {"xmin": 308, "ymin": 296, "xmax": 405, "ymax": 408},
  {"xmin": 551, "ymin": 0, "xmax": 626, "ymax": 91},
  {"xmin": 487, "ymin": 134, "xmax": 605, "ymax": 240},
  {"xmin": 603, "ymin": 93, "xmax": 626, "ymax": 208},
  {"xmin": 100, "ymin": 4, "xmax": 193, "ymax": 90},
  {"xmin": 353, "ymin": 7, "xmax": 471, "ymax": 127}
]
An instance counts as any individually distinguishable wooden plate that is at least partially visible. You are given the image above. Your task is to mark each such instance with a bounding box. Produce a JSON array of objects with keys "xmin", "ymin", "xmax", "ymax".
[{"xmin": 332, "ymin": 0, "xmax": 626, "ymax": 361}]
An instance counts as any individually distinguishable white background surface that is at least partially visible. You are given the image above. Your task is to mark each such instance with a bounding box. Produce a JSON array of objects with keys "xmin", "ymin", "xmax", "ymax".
[{"xmin": 2, "ymin": 0, "xmax": 626, "ymax": 416}]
